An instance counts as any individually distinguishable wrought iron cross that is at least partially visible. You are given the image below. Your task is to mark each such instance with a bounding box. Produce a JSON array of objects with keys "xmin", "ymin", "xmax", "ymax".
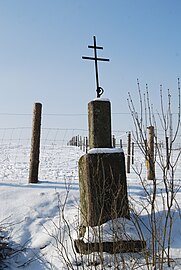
[{"xmin": 82, "ymin": 36, "xmax": 110, "ymax": 98}]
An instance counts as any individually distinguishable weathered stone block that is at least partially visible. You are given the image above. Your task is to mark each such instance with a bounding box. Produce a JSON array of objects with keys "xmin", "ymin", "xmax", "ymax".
[
  {"xmin": 79, "ymin": 152, "xmax": 130, "ymax": 228},
  {"xmin": 88, "ymin": 100, "xmax": 112, "ymax": 149}
]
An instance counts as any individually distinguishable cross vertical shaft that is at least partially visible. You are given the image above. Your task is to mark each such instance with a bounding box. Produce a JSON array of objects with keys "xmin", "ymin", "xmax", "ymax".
[{"xmin": 93, "ymin": 36, "xmax": 99, "ymax": 91}]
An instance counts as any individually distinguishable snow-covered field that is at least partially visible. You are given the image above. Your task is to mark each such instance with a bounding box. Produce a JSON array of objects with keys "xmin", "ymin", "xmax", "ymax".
[{"xmin": 0, "ymin": 142, "xmax": 180, "ymax": 269}]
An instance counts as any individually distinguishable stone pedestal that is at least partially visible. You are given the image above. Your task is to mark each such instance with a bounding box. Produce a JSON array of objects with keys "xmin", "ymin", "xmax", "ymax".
[
  {"xmin": 79, "ymin": 151, "xmax": 130, "ymax": 228},
  {"xmin": 75, "ymin": 99, "xmax": 145, "ymax": 254}
]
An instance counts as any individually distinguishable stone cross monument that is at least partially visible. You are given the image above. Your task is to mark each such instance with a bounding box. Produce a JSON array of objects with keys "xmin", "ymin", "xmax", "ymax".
[
  {"xmin": 79, "ymin": 36, "xmax": 129, "ymax": 228},
  {"xmin": 75, "ymin": 37, "xmax": 145, "ymax": 254}
]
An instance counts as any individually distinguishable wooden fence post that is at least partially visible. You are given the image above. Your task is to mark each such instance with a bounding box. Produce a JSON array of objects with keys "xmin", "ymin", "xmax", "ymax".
[
  {"xmin": 112, "ymin": 135, "xmax": 116, "ymax": 148},
  {"xmin": 147, "ymin": 126, "xmax": 155, "ymax": 180},
  {"xmin": 82, "ymin": 137, "xmax": 85, "ymax": 152},
  {"xmin": 75, "ymin": 136, "xmax": 78, "ymax": 146},
  {"xmin": 80, "ymin": 136, "xmax": 82, "ymax": 150},
  {"xmin": 127, "ymin": 132, "xmax": 131, "ymax": 173},
  {"xmin": 85, "ymin": 136, "xmax": 88, "ymax": 153},
  {"xmin": 132, "ymin": 142, "xmax": 134, "ymax": 165},
  {"xmin": 29, "ymin": 103, "xmax": 42, "ymax": 183},
  {"xmin": 120, "ymin": 139, "xmax": 123, "ymax": 148}
]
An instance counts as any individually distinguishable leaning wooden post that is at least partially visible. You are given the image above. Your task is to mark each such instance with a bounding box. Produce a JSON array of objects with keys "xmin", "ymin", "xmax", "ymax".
[
  {"xmin": 147, "ymin": 126, "xmax": 155, "ymax": 180},
  {"xmin": 127, "ymin": 132, "xmax": 131, "ymax": 173},
  {"xmin": 29, "ymin": 103, "xmax": 42, "ymax": 183}
]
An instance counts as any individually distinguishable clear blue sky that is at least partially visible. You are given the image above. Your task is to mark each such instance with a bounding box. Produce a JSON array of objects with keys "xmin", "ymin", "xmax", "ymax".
[{"xmin": 0, "ymin": 0, "xmax": 180, "ymax": 131}]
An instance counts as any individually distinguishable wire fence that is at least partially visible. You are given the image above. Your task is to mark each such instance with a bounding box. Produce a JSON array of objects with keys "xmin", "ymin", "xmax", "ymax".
[
  {"xmin": 0, "ymin": 126, "xmax": 88, "ymax": 184},
  {"xmin": 0, "ymin": 111, "xmax": 180, "ymax": 184}
]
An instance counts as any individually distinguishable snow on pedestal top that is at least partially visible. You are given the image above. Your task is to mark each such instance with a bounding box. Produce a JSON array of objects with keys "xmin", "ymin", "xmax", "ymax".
[{"xmin": 88, "ymin": 147, "xmax": 124, "ymax": 154}]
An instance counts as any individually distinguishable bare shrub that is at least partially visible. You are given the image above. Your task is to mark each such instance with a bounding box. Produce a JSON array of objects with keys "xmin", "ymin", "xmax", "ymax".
[{"xmin": 128, "ymin": 79, "xmax": 181, "ymax": 269}]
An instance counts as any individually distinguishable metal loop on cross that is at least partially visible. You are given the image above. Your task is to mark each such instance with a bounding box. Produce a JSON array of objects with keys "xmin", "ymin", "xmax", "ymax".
[{"xmin": 96, "ymin": 86, "xmax": 104, "ymax": 98}]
